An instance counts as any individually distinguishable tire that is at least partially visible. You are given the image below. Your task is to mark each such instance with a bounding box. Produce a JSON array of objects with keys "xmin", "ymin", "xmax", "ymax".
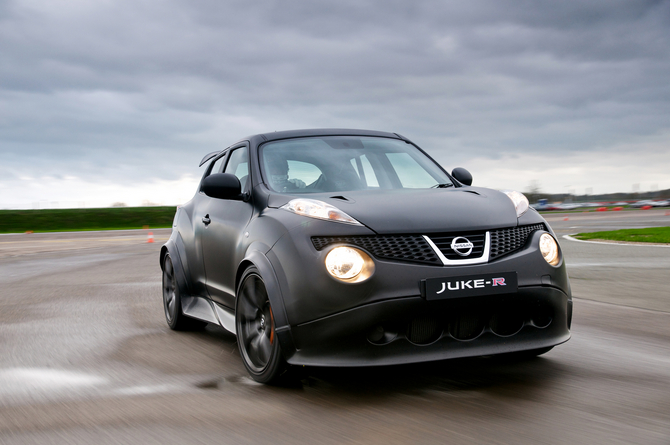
[
  {"xmin": 235, "ymin": 267, "xmax": 287, "ymax": 384},
  {"xmin": 162, "ymin": 254, "xmax": 207, "ymax": 331}
]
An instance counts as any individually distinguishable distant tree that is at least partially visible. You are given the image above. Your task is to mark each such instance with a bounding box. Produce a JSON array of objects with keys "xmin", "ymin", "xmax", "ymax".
[
  {"xmin": 111, "ymin": 202, "xmax": 127, "ymax": 207},
  {"xmin": 525, "ymin": 180, "xmax": 545, "ymax": 203}
]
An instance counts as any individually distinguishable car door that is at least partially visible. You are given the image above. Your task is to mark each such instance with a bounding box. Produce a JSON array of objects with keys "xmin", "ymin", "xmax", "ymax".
[
  {"xmin": 187, "ymin": 151, "xmax": 227, "ymax": 297},
  {"xmin": 198, "ymin": 144, "xmax": 254, "ymax": 309}
]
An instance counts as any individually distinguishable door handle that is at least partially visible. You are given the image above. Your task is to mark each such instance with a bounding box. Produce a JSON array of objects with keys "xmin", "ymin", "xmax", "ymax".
[{"xmin": 201, "ymin": 215, "xmax": 211, "ymax": 225}]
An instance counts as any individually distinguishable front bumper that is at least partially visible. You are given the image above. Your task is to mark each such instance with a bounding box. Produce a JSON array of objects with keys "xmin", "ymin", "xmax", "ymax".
[
  {"xmin": 268, "ymin": 225, "xmax": 572, "ymax": 366},
  {"xmin": 284, "ymin": 286, "xmax": 571, "ymax": 366}
]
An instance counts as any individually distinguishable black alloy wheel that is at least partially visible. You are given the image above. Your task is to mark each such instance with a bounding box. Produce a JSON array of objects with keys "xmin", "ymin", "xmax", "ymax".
[
  {"xmin": 162, "ymin": 254, "xmax": 206, "ymax": 331},
  {"xmin": 236, "ymin": 267, "xmax": 286, "ymax": 384}
]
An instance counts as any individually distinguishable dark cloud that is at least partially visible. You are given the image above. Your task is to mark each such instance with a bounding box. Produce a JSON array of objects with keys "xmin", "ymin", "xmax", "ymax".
[{"xmin": 1, "ymin": 0, "xmax": 669, "ymax": 206}]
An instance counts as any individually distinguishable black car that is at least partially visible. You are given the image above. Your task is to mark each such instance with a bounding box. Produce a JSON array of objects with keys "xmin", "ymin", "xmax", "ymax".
[{"xmin": 160, "ymin": 129, "xmax": 571, "ymax": 383}]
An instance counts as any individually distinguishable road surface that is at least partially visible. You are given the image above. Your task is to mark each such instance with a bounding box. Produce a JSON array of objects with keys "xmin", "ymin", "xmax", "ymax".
[{"xmin": 1, "ymin": 209, "xmax": 669, "ymax": 444}]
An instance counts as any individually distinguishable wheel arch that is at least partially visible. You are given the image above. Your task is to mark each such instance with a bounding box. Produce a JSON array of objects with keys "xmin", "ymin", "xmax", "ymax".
[
  {"xmin": 236, "ymin": 250, "xmax": 288, "ymax": 328},
  {"xmin": 161, "ymin": 238, "xmax": 190, "ymax": 299},
  {"xmin": 159, "ymin": 245, "xmax": 169, "ymax": 271},
  {"xmin": 235, "ymin": 259, "xmax": 255, "ymax": 296},
  {"xmin": 237, "ymin": 249, "xmax": 297, "ymax": 361}
]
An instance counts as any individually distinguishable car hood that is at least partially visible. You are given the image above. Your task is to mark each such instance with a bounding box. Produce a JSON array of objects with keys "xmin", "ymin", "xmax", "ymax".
[{"xmin": 269, "ymin": 187, "xmax": 519, "ymax": 234}]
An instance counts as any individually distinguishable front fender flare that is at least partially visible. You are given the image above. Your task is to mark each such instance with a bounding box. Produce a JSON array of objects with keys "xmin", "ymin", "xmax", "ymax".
[{"xmin": 238, "ymin": 249, "xmax": 297, "ymax": 361}]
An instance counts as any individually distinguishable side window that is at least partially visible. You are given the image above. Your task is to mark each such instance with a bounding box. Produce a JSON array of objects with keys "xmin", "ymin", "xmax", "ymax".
[
  {"xmin": 224, "ymin": 146, "xmax": 249, "ymax": 191},
  {"xmin": 209, "ymin": 154, "xmax": 227, "ymax": 176}
]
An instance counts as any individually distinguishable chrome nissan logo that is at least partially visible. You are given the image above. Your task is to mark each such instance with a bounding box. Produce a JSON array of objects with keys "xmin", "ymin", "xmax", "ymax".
[{"xmin": 451, "ymin": 237, "xmax": 474, "ymax": 256}]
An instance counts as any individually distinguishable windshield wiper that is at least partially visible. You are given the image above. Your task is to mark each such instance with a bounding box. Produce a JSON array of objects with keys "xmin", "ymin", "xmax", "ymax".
[{"xmin": 431, "ymin": 183, "xmax": 454, "ymax": 189}]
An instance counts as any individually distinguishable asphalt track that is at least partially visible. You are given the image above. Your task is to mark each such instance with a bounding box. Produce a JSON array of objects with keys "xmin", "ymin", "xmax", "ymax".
[{"xmin": 0, "ymin": 209, "xmax": 669, "ymax": 444}]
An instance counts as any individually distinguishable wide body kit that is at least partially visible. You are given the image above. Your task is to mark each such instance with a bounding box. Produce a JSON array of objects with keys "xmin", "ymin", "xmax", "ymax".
[{"xmin": 160, "ymin": 129, "xmax": 571, "ymax": 378}]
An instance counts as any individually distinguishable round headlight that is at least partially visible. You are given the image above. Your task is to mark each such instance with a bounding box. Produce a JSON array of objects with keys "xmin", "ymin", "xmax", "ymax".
[
  {"xmin": 539, "ymin": 233, "xmax": 560, "ymax": 266},
  {"xmin": 325, "ymin": 246, "xmax": 365, "ymax": 280}
]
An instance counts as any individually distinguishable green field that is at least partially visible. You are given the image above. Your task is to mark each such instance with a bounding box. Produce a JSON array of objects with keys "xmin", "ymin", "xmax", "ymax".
[
  {"xmin": 0, "ymin": 207, "xmax": 177, "ymax": 233},
  {"xmin": 574, "ymin": 227, "xmax": 670, "ymax": 244}
]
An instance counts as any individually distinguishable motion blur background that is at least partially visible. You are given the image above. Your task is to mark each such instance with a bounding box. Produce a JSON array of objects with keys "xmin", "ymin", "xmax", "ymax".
[
  {"xmin": 1, "ymin": 0, "xmax": 669, "ymax": 209},
  {"xmin": 2, "ymin": 3, "xmax": 670, "ymax": 443}
]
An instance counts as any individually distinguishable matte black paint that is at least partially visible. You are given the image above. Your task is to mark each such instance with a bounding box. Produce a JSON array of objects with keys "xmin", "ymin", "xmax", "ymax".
[
  {"xmin": 451, "ymin": 167, "xmax": 473, "ymax": 186},
  {"xmin": 200, "ymin": 173, "xmax": 242, "ymax": 200},
  {"xmin": 288, "ymin": 287, "xmax": 570, "ymax": 366},
  {"xmin": 160, "ymin": 128, "xmax": 572, "ymax": 368}
]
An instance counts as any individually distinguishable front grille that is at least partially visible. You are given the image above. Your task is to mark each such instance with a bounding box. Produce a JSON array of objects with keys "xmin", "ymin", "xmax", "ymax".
[
  {"xmin": 311, "ymin": 235, "xmax": 441, "ymax": 265},
  {"xmin": 489, "ymin": 224, "xmax": 545, "ymax": 260},
  {"xmin": 311, "ymin": 223, "xmax": 545, "ymax": 265},
  {"xmin": 427, "ymin": 232, "xmax": 486, "ymax": 260}
]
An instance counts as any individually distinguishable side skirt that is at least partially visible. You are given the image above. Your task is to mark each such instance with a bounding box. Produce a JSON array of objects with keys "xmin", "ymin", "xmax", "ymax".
[{"xmin": 181, "ymin": 296, "xmax": 237, "ymax": 335}]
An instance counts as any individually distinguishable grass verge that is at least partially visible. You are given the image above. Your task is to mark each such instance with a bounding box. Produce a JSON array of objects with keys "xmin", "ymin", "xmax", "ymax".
[
  {"xmin": 574, "ymin": 227, "xmax": 670, "ymax": 244},
  {"xmin": 0, "ymin": 207, "xmax": 177, "ymax": 233}
]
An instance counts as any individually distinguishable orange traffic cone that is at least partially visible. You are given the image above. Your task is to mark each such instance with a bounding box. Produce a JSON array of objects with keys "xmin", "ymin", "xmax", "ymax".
[
  {"xmin": 147, "ymin": 231, "xmax": 154, "ymax": 243},
  {"xmin": 563, "ymin": 217, "xmax": 569, "ymax": 221}
]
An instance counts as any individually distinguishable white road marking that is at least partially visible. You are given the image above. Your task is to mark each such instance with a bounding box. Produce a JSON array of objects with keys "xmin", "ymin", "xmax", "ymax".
[
  {"xmin": 563, "ymin": 234, "xmax": 670, "ymax": 247},
  {"xmin": 0, "ymin": 368, "xmax": 107, "ymax": 396},
  {"xmin": 0, "ymin": 368, "xmax": 191, "ymax": 402},
  {"xmin": 99, "ymin": 282, "xmax": 162, "ymax": 287},
  {"xmin": 110, "ymin": 384, "xmax": 177, "ymax": 396}
]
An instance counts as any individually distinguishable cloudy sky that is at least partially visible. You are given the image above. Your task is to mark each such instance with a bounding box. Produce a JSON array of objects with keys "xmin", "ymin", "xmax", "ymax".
[{"xmin": 1, "ymin": 0, "xmax": 669, "ymax": 208}]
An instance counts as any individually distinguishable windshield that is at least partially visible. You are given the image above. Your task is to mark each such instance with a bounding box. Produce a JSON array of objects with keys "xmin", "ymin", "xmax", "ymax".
[{"xmin": 259, "ymin": 136, "xmax": 452, "ymax": 193}]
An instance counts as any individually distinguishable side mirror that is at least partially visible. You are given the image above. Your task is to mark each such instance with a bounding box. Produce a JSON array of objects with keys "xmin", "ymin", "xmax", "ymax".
[
  {"xmin": 201, "ymin": 173, "xmax": 242, "ymax": 200},
  {"xmin": 451, "ymin": 167, "xmax": 473, "ymax": 186}
]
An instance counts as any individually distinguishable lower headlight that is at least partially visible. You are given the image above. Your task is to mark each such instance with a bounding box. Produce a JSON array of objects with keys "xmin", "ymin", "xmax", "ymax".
[
  {"xmin": 539, "ymin": 233, "xmax": 560, "ymax": 266},
  {"xmin": 325, "ymin": 246, "xmax": 375, "ymax": 282}
]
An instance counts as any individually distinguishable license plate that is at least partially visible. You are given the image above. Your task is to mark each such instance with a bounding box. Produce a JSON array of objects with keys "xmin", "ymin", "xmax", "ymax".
[{"xmin": 422, "ymin": 272, "xmax": 518, "ymax": 300}]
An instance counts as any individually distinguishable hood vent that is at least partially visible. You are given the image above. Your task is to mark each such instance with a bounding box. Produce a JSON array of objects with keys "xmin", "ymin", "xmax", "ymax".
[{"xmin": 329, "ymin": 195, "xmax": 354, "ymax": 202}]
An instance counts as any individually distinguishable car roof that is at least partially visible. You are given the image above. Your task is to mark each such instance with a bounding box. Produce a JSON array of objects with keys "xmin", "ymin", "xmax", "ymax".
[
  {"xmin": 254, "ymin": 128, "xmax": 405, "ymax": 143},
  {"xmin": 202, "ymin": 129, "xmax": 410, "ymax": 166}
]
